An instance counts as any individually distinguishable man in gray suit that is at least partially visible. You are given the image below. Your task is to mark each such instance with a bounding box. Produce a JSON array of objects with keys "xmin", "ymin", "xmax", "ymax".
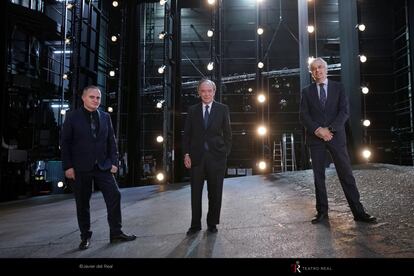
[
  {"xmin": 299, "ymin": 58, "xmax": 376, "ymax": 224},
  {"xmin": 183, "ymin": 78, "xmax": 232, "ymax": 235}
]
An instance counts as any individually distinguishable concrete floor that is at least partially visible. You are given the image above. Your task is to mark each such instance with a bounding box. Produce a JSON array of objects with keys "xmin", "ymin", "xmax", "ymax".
[{"xmin": 0, "ymin": 163, "xmax": 413, "ymax": 259}]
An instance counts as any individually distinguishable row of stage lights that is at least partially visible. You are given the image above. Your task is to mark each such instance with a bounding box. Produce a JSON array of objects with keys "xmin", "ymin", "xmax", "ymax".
[
  {"xmin": 59, "ymin": 1, "xmax": 124, "ymax": 115},
  {"xmin": 110, "ymin": 0, "xmax": 172, "ymax": 182},
  {"xmin": 255, "ymin": 1, "xmax": 372, "ymax": 169},
  {"xmin": 357, "ymin": 18, "xmax": 372, "ymax": 161},
  {"xmin": 113, "ymin": 1, "xmax": 166, "ymax": 182},
  {"xmin": 59, "ymin": 3, "xmax": 119, "ymax": 83}
]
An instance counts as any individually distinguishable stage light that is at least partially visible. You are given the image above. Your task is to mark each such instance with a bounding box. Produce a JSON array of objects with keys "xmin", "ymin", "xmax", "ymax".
[
  {"xmin": 258, "ymin": 62, "xmax": 264, "ymax": 69},
  {"xmin": 156, "ymin": 100, "xmax": 165, "ymax": 109},
  {"xmin": 109, "ymin": 70, "xmax": 116, "ymax": 77},
  {"xmin": 156, "ymin": 136, "xmax": 164, "ymax": 143},
  {"xmin": 65, "ymin": 38, "xmax": 71, "ymax": 44},
  {"xmin": 207, "ymin": 0, "xmax": 215, "ymax": 5},
  {"xmin": 362, "ymin": 86, "xmax": 369, "ymax": 94},
  {"xmin": 111, "ymin": 35, "xmax": 118, "ymax": 42},
  {"xmin": 207, "ymin": 29, "xmax": 214, "ymax": 37},
  {"xmin": 160, "ymin": 0, "xmax": 167, "ymax": 6},
  {"xmin": 363, "ymin": 119, "xmax": 371, "ymax": 127},
  {"xmin": 66, "ymin": 3, "xmax": 74, "ymax": 9},
  {"xmin": 207, "ymin": 62, "xmax": 214, "ymax": 71},
  {"xmin": 257, "ymin": 125, "xmax": 267, "ymax": 136},
  {"xmin": 57, "ymin": 181, "xmax": 64, "ymax": 188},
  {"xmin": 62, "ymin": 73, "xmax": 68, "ymax": 80},
  {"xmin": 257, "ymin": 94, "xmax": 266, "ymax": 103},
  {"xmin": 359, "ymin": 55, "xmax": 367, "ymax": 63},
  {"xmin": 158, "ymin": 65, "xmax": 166, "ymax": 74},
  {"xmin": 112, "ymin": 1, "xmax": 119, "ymax": 7},
  {"xmin": 258, "ymin": 160, "xmax": 267, "ymax": 170},
  {"xmin": 156, "ymin": 172, "xmax": 165, "ymax": 181},
  {"xmin": 107, "ymin": 107, "xmax": 114, "ymax": 113},
  {"xmin": 159, "ymin": 31, "xmax": 166, "ymax": 40},
  {"xmin": 362, "ymin": 149, "xmax": 371, "ymax": 160},
  {"xmin": 248, "ymin": 88, "xmax": 253, "ymax": 92},
  {"xmin": 257, "ymin": 28, "xmax": 264, "ymax": 35},
  {"xmin": 357, "ymin": 24, "xmax": 366, "ymax": 31},
  {"xmin": 60, "ymin": 109, "xmax": 66, "ymax": 115},
  {"xmin": 307, "ymin": 25, "xmax": 315, "ymax": 33}
]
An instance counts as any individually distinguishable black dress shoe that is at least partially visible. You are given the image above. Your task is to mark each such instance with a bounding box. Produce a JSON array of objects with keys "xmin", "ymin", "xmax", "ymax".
[
  {"xmin": 354, "ymin": 213, "xmax": 377, "ymax": 223},
  {"xmin": 110, "ymin": 233, "xmax": 137, "ymax": 243},
  {"xmin": 207, "ymin": 225, "xmax": 218, "ymax": 233},
  {"xmin": 79, "ymin": 238, "xmax": 90, "ymax": 250},
  {"xmin": 311, "ymin": 213, "xmax": 328, "ymax": 224},
  {"xmin": 186, "ymin": 227, "xmax": 201, "ymax": 236}
]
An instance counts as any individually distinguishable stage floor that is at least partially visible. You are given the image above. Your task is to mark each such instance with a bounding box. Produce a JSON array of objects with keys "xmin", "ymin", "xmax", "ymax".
[{"xmin": 0, "ymin": 163, "xmax": 413, "ymax": 258}]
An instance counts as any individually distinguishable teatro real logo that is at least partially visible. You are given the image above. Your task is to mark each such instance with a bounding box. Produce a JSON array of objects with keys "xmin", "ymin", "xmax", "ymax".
[{"xmin": 291, "ymin": 261, "xmax": 301, "ymax": 273}]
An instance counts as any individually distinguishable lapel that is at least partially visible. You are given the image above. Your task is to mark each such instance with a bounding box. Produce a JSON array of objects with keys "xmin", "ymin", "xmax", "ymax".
[
  {"xmin": 196, "ymin": 103, "xmax": 204, "ymax": 127},
  {"xmin": 310, "ymin": 83, "xmax": 324, "ymax": 111},
  {"xmin": 325, "ymin": 81, "xmax": 335, "ymax": 108},
  {"xmin": 96, "ymin": 109, "xmax": 103, "ymax": 138}
]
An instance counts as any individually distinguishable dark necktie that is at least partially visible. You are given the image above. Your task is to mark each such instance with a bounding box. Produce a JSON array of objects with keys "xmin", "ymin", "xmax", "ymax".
[
  {"xmin": 319, "ymin": 83, "xmax": 326, "ymax": 107},
  {"xmin": 90, "ymin": 113, "xmax": 97, "ymax": 139},
  {"xmin": 204, "ymin": 105, "xmax": 210, "ymax": 150},
  {"xmin": 204, "ymin": 105, "xmax": 210, "ymax": 129}
]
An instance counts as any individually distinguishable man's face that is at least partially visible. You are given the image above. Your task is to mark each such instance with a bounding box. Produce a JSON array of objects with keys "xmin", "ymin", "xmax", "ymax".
[
  {"xmin": 310, "ymin": 61, "xmax": 328, "ymax": 83},
  {"xmin": 82, "ymin": 88, "xmax": 101, "ymax": 112},
  {"xmin": 198, "ymin": 82, "xmax": 215, "ymax": 104}
]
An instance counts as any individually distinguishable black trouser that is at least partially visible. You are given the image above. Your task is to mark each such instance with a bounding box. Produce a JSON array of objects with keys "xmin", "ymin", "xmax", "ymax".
[
  {"xmin": 309, "ymin": 143, "xmax": 365, "ymax": 217},
  {"xmin": 72, "ymin": 166, "xmax": 122, "ymax": 240},
  {"xmin": 190, "ymin": 152, "xmax": 226, "ymax": 228}
]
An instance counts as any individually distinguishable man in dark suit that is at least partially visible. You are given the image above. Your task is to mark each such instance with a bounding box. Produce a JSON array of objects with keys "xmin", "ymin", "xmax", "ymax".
[
  {"xmin": 299, "ymin": 58, "xmax": 376, "ymax": 224},
  {"xmin": 61, "ymin": 85, "xmax": 136, "ymax": 250},
  {"xmin": 183, "ymin": 78, "xmax": 232, "ymax": 235}
]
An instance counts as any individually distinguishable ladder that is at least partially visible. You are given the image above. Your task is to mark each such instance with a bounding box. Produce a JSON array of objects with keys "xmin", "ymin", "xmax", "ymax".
[
  {"xmin": 272, "ymin": 141, "xmax": 283, "ymax": 173},
  {"xmin": 282, "ymin": 133, "xmax": 296, "ymax": 171},
  {"xmin": 273, "ymin": 133, "xmax": 296, "ymax": 172}
]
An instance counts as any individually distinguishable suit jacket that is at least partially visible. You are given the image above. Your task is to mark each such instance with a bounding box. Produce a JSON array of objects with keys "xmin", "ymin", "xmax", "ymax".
[
  {"xmin": 183, "ymin": 101, "xmax": 232, "ymax": 166},
  {"xmin": 299, "ymin": 80, "xmax": 349, "ymax": 146},
  {"xmin": 61, "ymin": 108, "xmax": 119, "ymax": 172}
]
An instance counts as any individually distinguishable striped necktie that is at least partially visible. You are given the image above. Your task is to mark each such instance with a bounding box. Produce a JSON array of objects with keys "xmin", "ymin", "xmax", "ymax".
[{"xmin": 319, "ymin": 83, "xmax": 326, "ymax": 107}]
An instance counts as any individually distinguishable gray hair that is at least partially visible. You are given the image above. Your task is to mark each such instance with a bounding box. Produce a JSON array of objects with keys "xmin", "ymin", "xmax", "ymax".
[
  {"xmin": 308, "ymin": 57, "xmax": 328, "ymax": 72},
  {"xmin": 197, "ymin": 78, "xmax": 216, "ymax": 92}
]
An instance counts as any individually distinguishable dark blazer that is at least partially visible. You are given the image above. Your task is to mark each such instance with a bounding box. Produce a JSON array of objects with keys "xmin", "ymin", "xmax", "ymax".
[
  {"xmin": 183, "ymin": 101, "xmax": 232, "ymax": 166},
  {"xmin": 299, "ymin": 80, "xmax": 349, "ymax": 146},
  {"xmin": 61, "ymin": 108, "xmax": 118, "ymax": 172}
]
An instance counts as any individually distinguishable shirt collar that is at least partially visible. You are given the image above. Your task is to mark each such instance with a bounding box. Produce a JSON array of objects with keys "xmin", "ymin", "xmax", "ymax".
[
  {"xmin": 82, "ymin": 106, "xmax": 98, "ymax": 115},
  {"xmin": 317, "ymin": 79, "xmax": 328, "ymax": 87},
  {"xmin": 202, "ymin": 101, "xmax": 213, "ymax": 109}
]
